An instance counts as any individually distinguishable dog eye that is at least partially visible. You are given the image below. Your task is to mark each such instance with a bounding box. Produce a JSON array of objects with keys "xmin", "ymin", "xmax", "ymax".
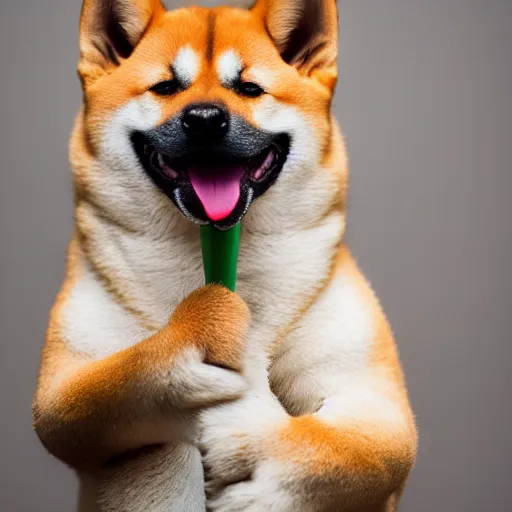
[
  {"xmin": 150, "ymin": 79, "xmax": 180, "ymax": 96},
  {"xmin": 236, "ymin": 81, "xmax": 265, "ymax": 98}
]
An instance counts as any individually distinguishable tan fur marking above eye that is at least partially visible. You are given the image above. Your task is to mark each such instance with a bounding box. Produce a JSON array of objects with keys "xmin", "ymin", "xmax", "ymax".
[
  {"xmin": 173, "ymin": 45, "xmax": 201, "ymax": 86},
  {"xmin": 217, "ymin": 49, "xmax": 243, "ymax": 85}
]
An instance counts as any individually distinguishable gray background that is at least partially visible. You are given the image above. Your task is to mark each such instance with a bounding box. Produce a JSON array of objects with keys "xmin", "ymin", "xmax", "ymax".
[{"xmin": 1, "ymin": 0, "xmax": 511, "ymax": 510}]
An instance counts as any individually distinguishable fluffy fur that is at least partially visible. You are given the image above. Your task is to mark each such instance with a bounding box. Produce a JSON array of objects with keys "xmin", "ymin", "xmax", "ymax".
[{"xmin": 33, "ymin": 1, "xmax": 417, "ymax": 511}]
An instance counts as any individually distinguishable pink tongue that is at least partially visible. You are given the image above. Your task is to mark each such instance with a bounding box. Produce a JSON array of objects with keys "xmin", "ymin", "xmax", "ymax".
[{"xmin": 188, "ymin": 165, "xmax": 245, "ymax": 221}]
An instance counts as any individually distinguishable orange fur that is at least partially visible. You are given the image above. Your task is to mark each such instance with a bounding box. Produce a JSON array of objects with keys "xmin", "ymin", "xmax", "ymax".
[
  {"xmin": 33, "ymin": 283, "xmax": 250, "ymax": 470},
  {"xmin": 265, "ymin": 247, "xmax": 417, "ymax": 510},
  {"xmin": 33, "ymin": 1, "xmax": 416, "ymax": 510},
  {"xmin": 278, "ymin": 414, "xmax": 415, "ymax": 508},
  {"xmin": 79, "ymin": 5, "xmax": 334, "ymax": 153}
]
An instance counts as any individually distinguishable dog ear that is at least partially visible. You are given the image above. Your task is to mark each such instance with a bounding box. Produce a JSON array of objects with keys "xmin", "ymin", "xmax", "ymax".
[
  {"xmin": 78, "ymin": 0, "xmax": 165, "ymax": 86},
  {"xmin": 253, "ymin": 0, "xmax": 338, "ymax": 78}
]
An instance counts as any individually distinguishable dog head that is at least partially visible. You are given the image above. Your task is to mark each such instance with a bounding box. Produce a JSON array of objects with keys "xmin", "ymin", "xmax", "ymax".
[{"xmin": 75, "ymin": 0, "xmax": 342, "ymax": 232}]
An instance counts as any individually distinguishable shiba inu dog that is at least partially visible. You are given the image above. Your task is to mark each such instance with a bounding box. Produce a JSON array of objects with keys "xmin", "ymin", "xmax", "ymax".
[{"xmin": 33, "ymin": 0, "xmax": 417, "ymax": 510}]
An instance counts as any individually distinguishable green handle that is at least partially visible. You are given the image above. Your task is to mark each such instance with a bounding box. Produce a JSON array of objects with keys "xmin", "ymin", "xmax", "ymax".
[{"xmin": 200, "ymin": 224, "xmax": 241, "ymax": 292}]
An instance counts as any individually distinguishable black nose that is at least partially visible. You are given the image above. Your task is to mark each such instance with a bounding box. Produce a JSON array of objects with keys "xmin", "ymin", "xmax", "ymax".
[{"xmin": 182, "ymin": 104, "xmax": 229, "ymax": 140}]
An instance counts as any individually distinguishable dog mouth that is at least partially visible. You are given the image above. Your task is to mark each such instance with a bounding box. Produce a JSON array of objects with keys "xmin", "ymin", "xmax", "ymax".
[{"xmin": 132, "ymin": 134, "xmax": 290, "ymax": 229}]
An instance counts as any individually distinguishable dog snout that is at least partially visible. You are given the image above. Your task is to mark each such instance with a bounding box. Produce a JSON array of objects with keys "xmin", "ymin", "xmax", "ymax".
[{"xmin": 181, "ymin": 104, "xmax": 229, "ymax": 142}]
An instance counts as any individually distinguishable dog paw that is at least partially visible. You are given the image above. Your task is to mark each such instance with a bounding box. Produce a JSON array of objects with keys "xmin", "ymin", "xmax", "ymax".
[
  {"xmin": 206, "ymin": 464, "xmax": 295, "ymax": 512},
  {"xmin": 166, "ymin": 349, "xmax": 248, "ymax": 409},
  {"xmin": 200, "ymin": 395, "xmax": 289, "ymax": 499}
]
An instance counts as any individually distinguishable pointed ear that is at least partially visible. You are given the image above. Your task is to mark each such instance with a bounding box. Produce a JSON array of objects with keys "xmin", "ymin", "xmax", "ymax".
[
  {"xmin": 253, "ymin": 0, "xmax": 338, "ymax": 78},
  {"xmin": 78, "ymin": 0, "xmax": 165, "ymax": 86}
]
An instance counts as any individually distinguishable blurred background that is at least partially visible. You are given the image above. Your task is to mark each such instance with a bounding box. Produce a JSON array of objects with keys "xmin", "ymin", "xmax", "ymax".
[{"xmin": 1, "ymin": 1, "xmax": 511, "ymax": 510}]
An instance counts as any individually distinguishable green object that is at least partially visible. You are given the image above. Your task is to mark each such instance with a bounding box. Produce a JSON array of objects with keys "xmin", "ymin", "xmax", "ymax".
[{"xmin": 200, "ymin": 224, "xmax": 241, "ymax": 292}]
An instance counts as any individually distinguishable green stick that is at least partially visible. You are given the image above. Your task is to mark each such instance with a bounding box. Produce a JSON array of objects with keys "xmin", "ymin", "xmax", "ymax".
[{"xmin": 200, "ymin": 224, "xmax": 241, "ymax": 292}]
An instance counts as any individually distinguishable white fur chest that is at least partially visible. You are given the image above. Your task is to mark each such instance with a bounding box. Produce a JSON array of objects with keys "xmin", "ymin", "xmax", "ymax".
[
  {"xmin": 61, "ymin": 211, "xmax": 343, "ymax": 367},
  {"xmin": 269, "ymin": 267, "xmax": 375, "ymax": 416}
]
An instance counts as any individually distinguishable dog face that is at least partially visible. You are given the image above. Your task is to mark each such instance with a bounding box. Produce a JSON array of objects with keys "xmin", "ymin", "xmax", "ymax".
[{"xmin": 77, "ymin": 0, "xmax": 339, "ymax": 230}]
